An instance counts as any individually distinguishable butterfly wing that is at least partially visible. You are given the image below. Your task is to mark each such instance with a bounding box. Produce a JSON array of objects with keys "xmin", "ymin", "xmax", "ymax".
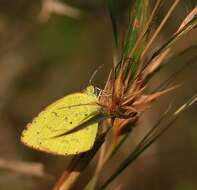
[{"xmin": 21, "ymin": 92, "xmax": 99, "ymax": 155}]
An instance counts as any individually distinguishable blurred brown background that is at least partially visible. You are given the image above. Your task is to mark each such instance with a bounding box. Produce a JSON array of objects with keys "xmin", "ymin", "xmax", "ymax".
[{"xmin": 0, "ymin": 0, "xmax": 196, "ymax": 190}]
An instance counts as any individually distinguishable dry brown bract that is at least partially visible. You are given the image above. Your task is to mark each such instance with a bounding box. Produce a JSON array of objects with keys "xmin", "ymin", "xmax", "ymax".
[{"xmin": 99, "ymin": 61, "xmax": 177, "ymax": 142}]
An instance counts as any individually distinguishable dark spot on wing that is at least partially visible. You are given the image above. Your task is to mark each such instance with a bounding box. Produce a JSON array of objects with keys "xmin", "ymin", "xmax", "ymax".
[
  {"xmin": 69, "ymin": 121, "xmax": 73, "ymax": 124},
  {"xmin": 36, "ymin": 131, "xmax": 40, "ymax": 135},
  {"xmin": 52, "ymin": 112, "xmax": 58, "ymax": 117},
  {"xmin": 84, "ymin": 113, "xmax": 88, "ymax": 117}
]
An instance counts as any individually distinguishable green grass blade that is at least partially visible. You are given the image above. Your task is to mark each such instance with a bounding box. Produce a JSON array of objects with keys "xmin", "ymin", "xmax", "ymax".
[
  {"xmin": 121, "ymin": 0, "xmax": 149, "ymax": 79},
  {"xmin": 107, "ymin": 0, "xmax": 119, "ymax": 47},
  {"xmin": 107, "ymin": 0, "xmax": 130, "ymax": 48},
  {"xmin": 84, "ymin": 175, "xmax": 98, "ymax": 190},
  {"xmin": 123, "ymin": 0, "xmax": 148, "ymax": 56}
]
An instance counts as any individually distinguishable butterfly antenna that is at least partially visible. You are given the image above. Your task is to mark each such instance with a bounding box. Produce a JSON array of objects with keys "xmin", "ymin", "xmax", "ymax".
[{"xmin": 89, "ymin": 64, "xmax": 104, "ymax": 85}]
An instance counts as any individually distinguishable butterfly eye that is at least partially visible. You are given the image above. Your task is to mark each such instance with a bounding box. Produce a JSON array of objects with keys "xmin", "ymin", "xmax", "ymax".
[{"xmin": 94, "ymin": 86, "xmax": 102, "ymax": 97}]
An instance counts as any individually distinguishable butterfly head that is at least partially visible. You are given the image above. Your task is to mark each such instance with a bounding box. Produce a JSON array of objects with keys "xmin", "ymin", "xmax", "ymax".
[
  {"xmin": 84, "ymin": 85, "xmax": 104, "ymax": 98},
  {"xmin": 84, "ymin": 85, "xmax": 96, "ymax": 97}
]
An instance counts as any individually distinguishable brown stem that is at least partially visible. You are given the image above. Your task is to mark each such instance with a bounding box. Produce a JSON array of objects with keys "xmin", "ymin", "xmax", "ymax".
[{"xmin": 140, "ymin": 0, "xmax": 181, "ymax": 59}]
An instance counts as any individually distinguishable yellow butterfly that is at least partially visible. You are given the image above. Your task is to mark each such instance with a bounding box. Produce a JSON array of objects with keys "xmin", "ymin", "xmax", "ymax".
[{"xmin": 21, "ymin": 86, "xmax": 102, "ymax": 155}]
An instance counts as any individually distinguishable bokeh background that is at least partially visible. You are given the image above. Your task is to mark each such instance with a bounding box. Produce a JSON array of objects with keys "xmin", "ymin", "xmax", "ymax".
[{"xmin": 0, "ymin": 0, "xmax": 196, "ymax": 190}]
